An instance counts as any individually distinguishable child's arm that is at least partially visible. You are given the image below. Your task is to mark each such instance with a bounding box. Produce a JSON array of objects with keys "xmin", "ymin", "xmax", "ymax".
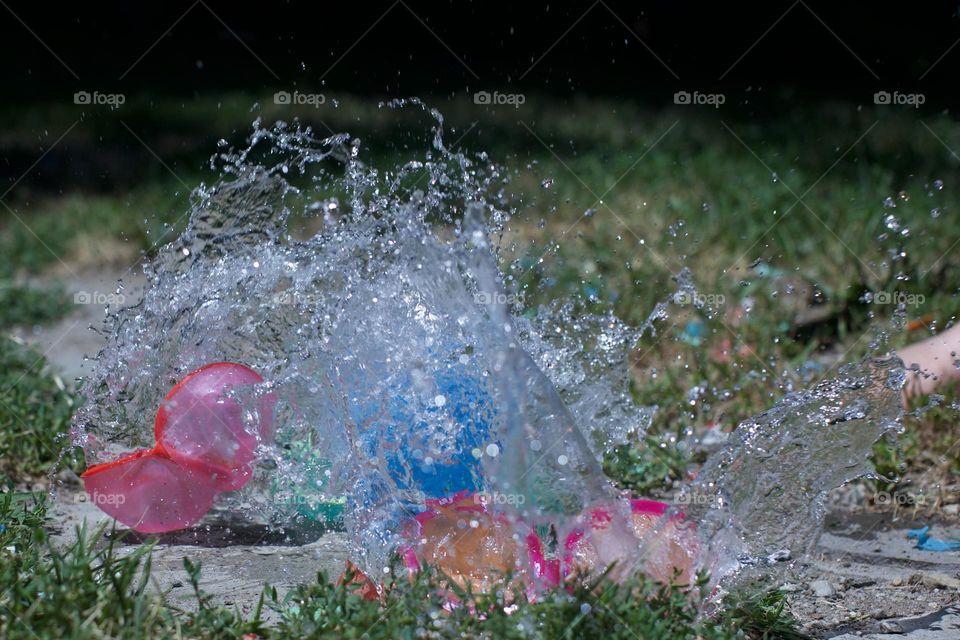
[{"xmin": 897, "ymin": 322, "xmax": 960, "ymax": 402}]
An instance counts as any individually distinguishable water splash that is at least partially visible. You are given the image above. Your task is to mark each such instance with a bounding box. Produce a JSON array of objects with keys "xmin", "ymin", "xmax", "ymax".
[
  {"xmin": 70, "ymin": 101, "xmax": 908, "ymax": 596},
  {"xmin": 684, "ymin": 350, "xmax": 904, "ymax": 587}
]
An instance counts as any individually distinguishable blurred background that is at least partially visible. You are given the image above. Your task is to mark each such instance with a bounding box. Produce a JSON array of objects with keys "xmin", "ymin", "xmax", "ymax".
[{"xmin": 3, "ymin": 1, "xmax": 960, "ymax": 495}]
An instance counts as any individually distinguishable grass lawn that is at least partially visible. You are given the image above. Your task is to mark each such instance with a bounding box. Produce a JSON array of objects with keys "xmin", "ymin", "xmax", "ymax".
[{"xmin": 2, "ymin": 92, "xmax": 959, "ymax": 637}]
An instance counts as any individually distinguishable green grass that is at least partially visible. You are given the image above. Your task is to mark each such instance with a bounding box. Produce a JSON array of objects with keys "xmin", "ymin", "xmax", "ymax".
[
  {"xmin": 0, "ymin": 337, "xmax": 76, "ymax": 480},
  {"xmin": 869, "ymin": 383, "xmax": 960, "ymax": 503},
  {"xmin": 0, "ymin": 492, "xmax": 266, "ymax": 639},
  {"xmin": 0, "ymin": 283, "xmax": 71, "ymax": 329},
  {"xmin": 720, "ymin": 588, "xmax": 809, "ymax": 640},
  {"xmin": 0, "ymin": 184, "xmax": 191, "ymax": 330},
  {"xmin": 0, "ymin": 186, "xmax": 191, "ymax": 278},
  {"xmin": 604, "ymin": 436, "xmax": 689, "ymax": 495}
]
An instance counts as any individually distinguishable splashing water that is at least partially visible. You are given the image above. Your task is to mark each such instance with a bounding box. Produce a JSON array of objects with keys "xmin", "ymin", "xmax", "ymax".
[
  {"xmin": 70, "ymin": 100, "xmax": 907, "ymax": 596},
  {"xmin": 683, "ymin": 351, "xmax": 904, "ymax": 591}
]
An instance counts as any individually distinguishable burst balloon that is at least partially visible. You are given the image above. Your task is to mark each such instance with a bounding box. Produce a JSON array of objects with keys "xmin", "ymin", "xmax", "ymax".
[{"xmin": 81, "ymin": 362, "xmax": 272, "ymax": 533}]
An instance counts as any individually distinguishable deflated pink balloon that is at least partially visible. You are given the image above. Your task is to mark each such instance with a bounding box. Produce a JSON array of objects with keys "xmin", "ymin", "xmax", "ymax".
[
  {"xmin": 81, "ymin": 449, "xmax": 218, "ymax": 533},
  {"xmin": 81, "ymin": 362, "xmax": 272, "ymax": 533}
]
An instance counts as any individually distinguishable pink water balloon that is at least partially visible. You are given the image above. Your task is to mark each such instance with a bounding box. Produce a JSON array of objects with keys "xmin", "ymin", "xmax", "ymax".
[{"xmin": 81, "ymin": 362, "xmax": 272, "ymax": 533}]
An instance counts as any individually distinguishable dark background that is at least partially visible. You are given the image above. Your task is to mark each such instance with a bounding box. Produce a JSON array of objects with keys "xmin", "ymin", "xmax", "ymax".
[{"xmin": 2, "ymin": 1, "xmax": 958, "ymax": 106}]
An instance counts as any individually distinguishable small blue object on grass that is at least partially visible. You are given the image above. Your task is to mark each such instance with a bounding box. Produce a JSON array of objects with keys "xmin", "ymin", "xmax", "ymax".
[
  {"xmin": 907, "ymin": 525, "xmax": 960, "ymax": 552},
  {"xmin": 680, "ymin": 319, "xmax": 705, "ymax": 346}
]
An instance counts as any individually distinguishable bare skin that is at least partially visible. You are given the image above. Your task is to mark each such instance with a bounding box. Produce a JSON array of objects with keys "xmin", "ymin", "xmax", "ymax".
[{"xmin": 897, "ymin": 322, "xmax": 960, "ymax": 403}]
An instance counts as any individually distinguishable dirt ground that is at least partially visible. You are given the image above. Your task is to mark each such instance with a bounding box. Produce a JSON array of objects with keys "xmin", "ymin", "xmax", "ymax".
[
  {"xmin": 787, "ymin": 503, "xmax": 960, "ymax": 637},
  {"xmin": 30, "ymin": 269, "xmax": 960, "ymax": 638}
]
